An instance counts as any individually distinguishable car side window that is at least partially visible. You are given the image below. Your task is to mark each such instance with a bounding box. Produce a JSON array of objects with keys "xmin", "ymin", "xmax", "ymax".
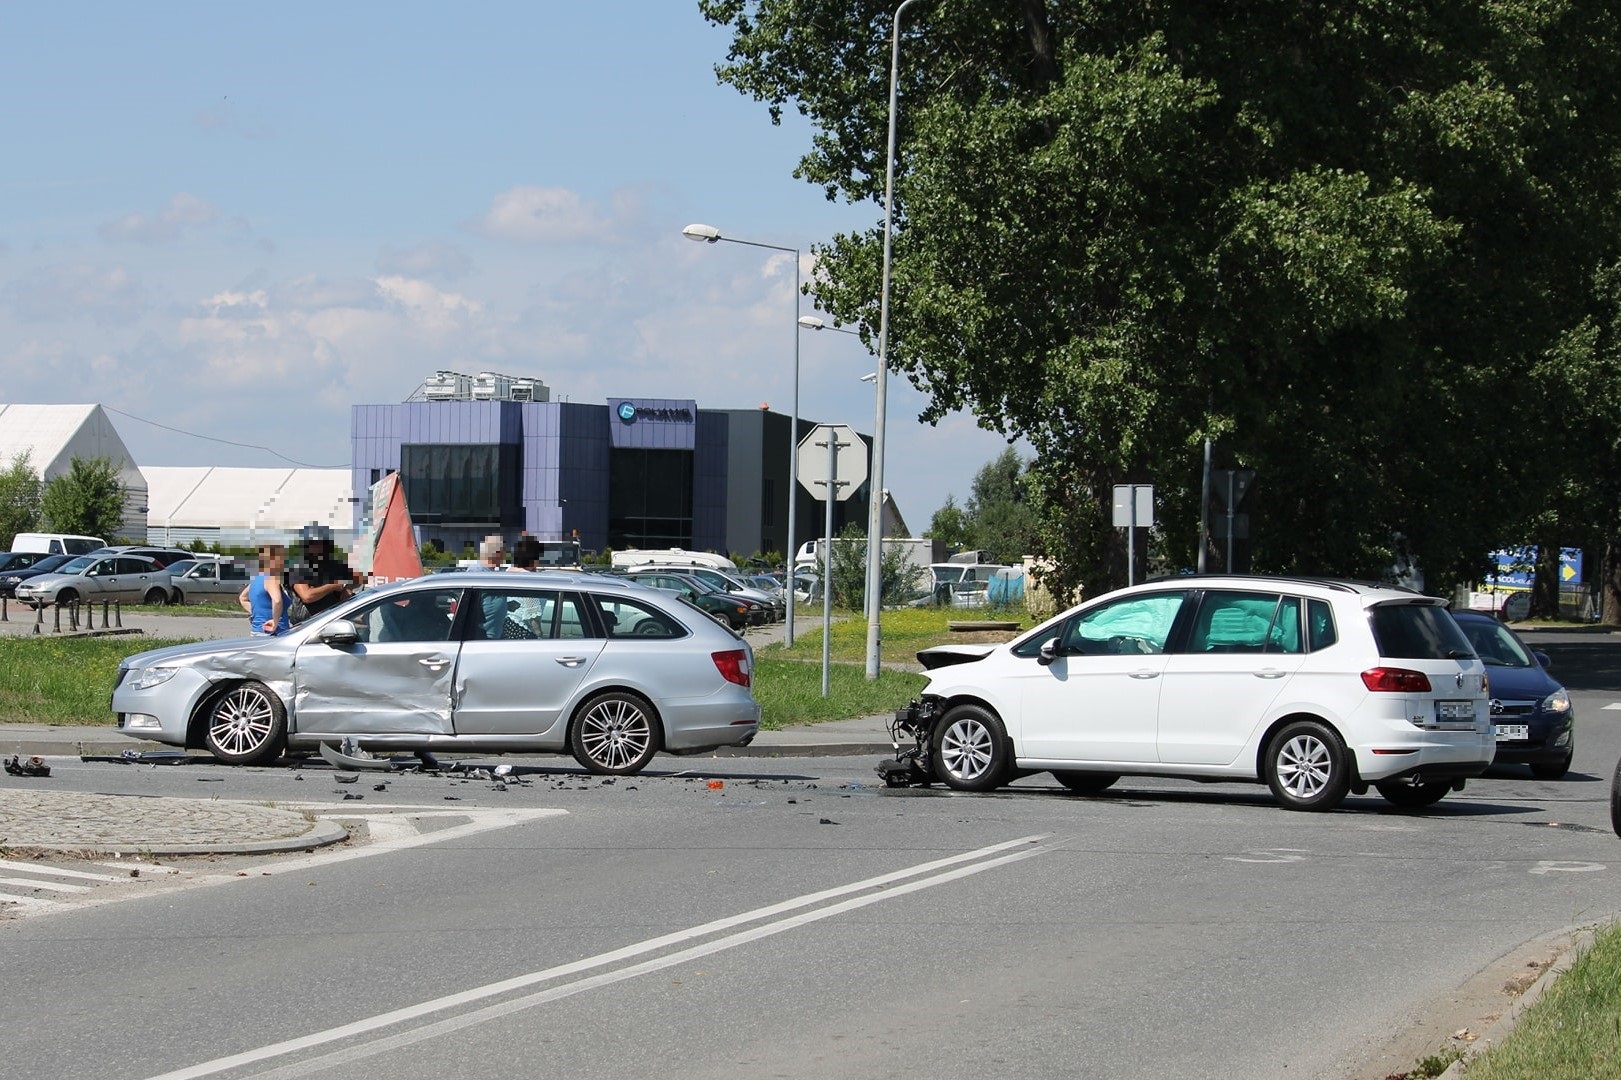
[
  {"xmin": 85, "ymin": 559, "xmax": 111, "ymax": 577},
  {"xmin": 195, "ymin": 563, "xmax": 217, "ymax": 580},
  {"xmin": 1188, "ymin": 592, "xmax": 1282, "ymax": 653},
  {"xmin": 1307, "ymin": 600, "xmax": 1337, "ymax": 651},
  {"xmin": 1062, "ymin": 592, "xmax": 1186, "ymax": 655},
  {"xmin": 223, "ymin": 564, "xmax": 249, "ymax": 581},
  {"xmin": 349, "ymin": 589, "xmax": 459, "ymax": 644},
  {"xmin": 592, "ymin": 595, "xmax": 685, "ymax": 639}
]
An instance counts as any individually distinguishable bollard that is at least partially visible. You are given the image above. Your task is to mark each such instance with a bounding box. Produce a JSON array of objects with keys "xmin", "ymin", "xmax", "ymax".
[
  {"xmin": 1, "ymin": 595, "xmax": 6, "ymax": 622},
  {"xmin": 69, "ymin": 600, "xmax": 78, "ymax": 631},
  {"xmin": 53, "ymin": 602, "xmax": 62, "ymax": 633},
  {"xmin": 115, "ymin": 600, "xmax": 122, "ymax": 628},
  {"xmin": 101, "ymin": 599, "xmax": 109, "ymax": 628},
  {"xmin": 34, "ymin": 600, "xmax": 42, "ymax": 634}
]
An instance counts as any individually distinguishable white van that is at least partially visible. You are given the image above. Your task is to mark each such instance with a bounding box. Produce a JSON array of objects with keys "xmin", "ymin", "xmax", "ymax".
[{"xmin": 10, "ymin": 532, "xmax": 106, "ymax": 555}]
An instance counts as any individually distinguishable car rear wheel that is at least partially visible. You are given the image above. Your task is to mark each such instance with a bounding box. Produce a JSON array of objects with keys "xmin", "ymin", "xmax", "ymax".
[
  {"xmin": 932, "ymin": 704, "xmax": 1009, "ymax": 792},
  {"xmin": 1530, "ymin": 755, "xmax": 1572, "ymax": 781},
  {"xmin": 144, "ymin": 587, "xmax": 170, "ymax": 606},
  {"xmin": 203, "ymin": 681, "xmax": 287, "ymax": 766},
  {"xmin": 1264, "ymin": 720, "xmax": 1351, "ymax": 811},
  {"xmin": 1052, "ymin": 771, "xmax": 1119, "ymax": 795},
  {"xmin": 1374, "ymin": 780, "xmax": 1451, "ymax": 809},
  {"xmin": 1610, "ymin": 756, "xmax": 1621, "ymax": 838},
  {"xmin": 570, "ymin": 691, "xmax": 659, "ymax": 775}
]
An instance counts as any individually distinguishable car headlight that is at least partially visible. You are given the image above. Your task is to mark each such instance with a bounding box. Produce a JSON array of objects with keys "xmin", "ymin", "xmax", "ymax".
[
  {"xmin": 126, "ymin": 667, "xmax": 179, "ymax": 691},
  {"xmin": 1541, "ymin": 687, "xmax": 1571, "ymax": 715}
]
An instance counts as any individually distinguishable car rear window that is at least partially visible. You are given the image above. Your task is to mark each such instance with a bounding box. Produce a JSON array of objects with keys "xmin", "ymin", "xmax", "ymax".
[{"xmin": 1369, "ymin": 603, "xmax": 1472, "ymax": 660}]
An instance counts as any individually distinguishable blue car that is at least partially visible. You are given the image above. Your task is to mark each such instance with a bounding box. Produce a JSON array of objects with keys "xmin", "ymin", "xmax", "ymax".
[{"xmin": 1451, "ymin": 610, "xmax": 1575, "ymax": 779}]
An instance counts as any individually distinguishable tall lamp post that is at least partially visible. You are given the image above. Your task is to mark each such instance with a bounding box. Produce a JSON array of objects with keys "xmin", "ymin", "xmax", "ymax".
[
  {"xmin": 866, "ymin": 0, "xmax": 927, "ymax": 679},
  {"xmin": 683, "ymin": 223, "xmax": 803, "ymax": 646}
]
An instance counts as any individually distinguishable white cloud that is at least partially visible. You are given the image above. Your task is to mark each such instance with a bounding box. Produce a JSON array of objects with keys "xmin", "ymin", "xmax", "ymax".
[
  {"xmin": 465, "ymin": 186, "xmax": 617, "ymax": 245},
  {"xmin": 98, "ymin": 193, "xmax": 222, "ymax": 245},
  {"xmin": 376, "ymin": 241, "xmax": 473, "ymax": 281}
]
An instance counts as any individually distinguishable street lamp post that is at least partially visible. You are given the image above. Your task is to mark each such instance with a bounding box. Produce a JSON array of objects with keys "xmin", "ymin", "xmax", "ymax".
[
  {"xmin": 866, "ymin": 0, "xmax": 927, "ymax": 679},
  {"xmin": 683, "ymin": 223, "xmax": 803, "ymax": 646}
]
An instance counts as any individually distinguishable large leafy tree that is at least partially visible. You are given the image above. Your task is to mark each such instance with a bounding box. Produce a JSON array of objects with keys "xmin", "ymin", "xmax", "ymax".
[
  {"xmin": 702, "ymin": 1, "xmax": 1621, "ymax": 601},
  {"xmin": 0, "ymin": 451, "xmax": 42, "ymax": 549},
  {"xmin": 40, "ymin": 457, "xmax": 126, "ymax": 541}
]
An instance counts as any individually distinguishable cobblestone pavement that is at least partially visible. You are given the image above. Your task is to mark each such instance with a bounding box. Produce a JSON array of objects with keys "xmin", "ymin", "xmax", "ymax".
[{"xmin": 0, "ymin": 789, "xmax": 347, "ymax": 855}]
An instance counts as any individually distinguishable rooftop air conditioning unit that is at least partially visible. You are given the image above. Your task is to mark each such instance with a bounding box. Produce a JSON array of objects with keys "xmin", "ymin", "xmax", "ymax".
[{"xmin": 423, "ymin": 371, "xmax": 465, "ymax": 400}]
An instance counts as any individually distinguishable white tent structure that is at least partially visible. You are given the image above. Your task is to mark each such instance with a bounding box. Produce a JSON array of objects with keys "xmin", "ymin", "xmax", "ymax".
[
  {"xmin": 0, "ymin": 403, "xmax": 148, "ymax": 541},
  {"xmin": 142, "ymin": 467, "xmax": 357, "ymax": 549}
]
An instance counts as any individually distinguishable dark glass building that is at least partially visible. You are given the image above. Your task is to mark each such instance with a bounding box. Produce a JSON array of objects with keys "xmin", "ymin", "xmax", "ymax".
[{"xmin": 352, "ymin": 398, "xmax": 871, "ymax": 559}]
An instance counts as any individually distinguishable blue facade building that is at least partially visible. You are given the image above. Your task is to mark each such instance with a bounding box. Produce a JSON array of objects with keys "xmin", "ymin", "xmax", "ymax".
[{"xmin": 352, "ymin": 399, "xmax": 870, "ymax": 561}]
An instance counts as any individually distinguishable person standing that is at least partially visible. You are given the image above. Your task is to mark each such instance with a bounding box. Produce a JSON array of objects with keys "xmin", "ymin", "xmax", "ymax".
[
  {"xmin": 238, "ymin": 544, "xmax": 290, "ymax": 636},
  {"xmin": 289, "ymin": 524, "xmax": 358, "ymax": 619},
  {"xmin": 469, "ymin": 534, "xmax": 506, "ymax": 571}
]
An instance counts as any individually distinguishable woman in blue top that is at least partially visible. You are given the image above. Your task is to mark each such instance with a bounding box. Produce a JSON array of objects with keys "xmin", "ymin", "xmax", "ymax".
[{"xmin": 237, "ymin": 544, "xmax": 290, "ymax": 636}]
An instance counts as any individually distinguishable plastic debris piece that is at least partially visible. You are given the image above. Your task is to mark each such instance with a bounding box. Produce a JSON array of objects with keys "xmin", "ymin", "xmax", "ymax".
[
  {"xmin": 707, "ymin": 780, "xmax": 725, "ymax": 790},
  {"xmin": 4, "ymin": 755, "xmax": 50, "ymax": 777},
  {"xmin": 333, "ymin": 773, "xmax": 359, "ymax": 784}
]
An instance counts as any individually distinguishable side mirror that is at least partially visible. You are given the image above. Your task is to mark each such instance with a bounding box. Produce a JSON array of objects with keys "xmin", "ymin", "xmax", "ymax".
[
  {"xmin": 1533, "ymin": 651, "xmax": 1552, "ymax": 669},
  {"xmin": 320, "ymin": 619, "xmax": 360, "ymax": 646},
  {"xmin": 1038, "ymin": 637, "xmax": 1061, "ymax": 666}
]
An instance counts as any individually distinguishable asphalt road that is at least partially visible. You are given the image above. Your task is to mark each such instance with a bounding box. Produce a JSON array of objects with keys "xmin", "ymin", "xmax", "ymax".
[{"xmin": 0, "ymin": 628, "xmax": 1616, "ymax": 1080}]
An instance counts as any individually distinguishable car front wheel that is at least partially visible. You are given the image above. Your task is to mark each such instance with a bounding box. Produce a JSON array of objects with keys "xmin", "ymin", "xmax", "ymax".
[
  {"xmin": 1374, "ymin": 780, "xmax": 1451, "ymax": 809},
  {"xmin": 932, "ymin": 704, "xmax": 1009, "ymax": 792},
  {"xmin": 55, "ymin": 588, "xmax": 78, "ymax": 606},
  {"xmin": 1530, "ymin": 755, "xmax": 1572, "ymax": 781},
  {"xmin": 1610, "ymin": 756, "xmax": 1621, "ymax": 838},
  {"xmin": 203, "ymin": 681, "xmax": 287, "ymax": 766},
  {"xmin": 1264, "ymin": 720, "xmax": 1351, "ymax": 811},
  {"xmin": 570, "ymin": 691, "xmax": 659, "ymax": 775}
]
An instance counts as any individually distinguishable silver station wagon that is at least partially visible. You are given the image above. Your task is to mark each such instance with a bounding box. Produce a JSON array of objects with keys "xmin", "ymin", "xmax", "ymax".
[{"xmin": 112, "ymin": 571, "xmax": 761, "ymax": 772}]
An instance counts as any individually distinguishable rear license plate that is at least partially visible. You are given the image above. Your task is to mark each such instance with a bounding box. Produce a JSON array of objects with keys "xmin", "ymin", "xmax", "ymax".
[
  {"xmin": 1436, "ymin": 700, "xmax": 1475, "ymax": 720},
  {"xmin": 1495, "ymin": 724, "xmax": 1530, "ymax": 742}
]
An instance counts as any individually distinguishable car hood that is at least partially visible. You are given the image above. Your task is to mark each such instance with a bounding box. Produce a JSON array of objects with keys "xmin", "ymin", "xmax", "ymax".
[
  {"xmin": 122, "ymin": 635, "xmax": 277, "ymax": 669},
  {"xmin": 1480, "ymin": 661, "xmax": 1563, "ymax": 700},
  {"xmin": 916, "ymin": 644, "xmax": 999, "ymax": 670},
  {"xmin": 14, "ymin": 572, "xmax": 83, "ymax": 589}
]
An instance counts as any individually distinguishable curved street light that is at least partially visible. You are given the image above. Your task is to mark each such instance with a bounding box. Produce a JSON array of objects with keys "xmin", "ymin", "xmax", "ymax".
[{"xmin": 683, "ymin": 222, "xmax": 803, "ymax": 645}]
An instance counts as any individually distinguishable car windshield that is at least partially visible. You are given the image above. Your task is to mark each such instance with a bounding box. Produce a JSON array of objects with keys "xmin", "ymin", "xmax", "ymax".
[
  {"xmin": 1457, "ymin": 619, "xmax": 1535, "ymax": 667},
  {"xmin": 55, "ymin": 556, "xmax": 93, "ymax": 574}
]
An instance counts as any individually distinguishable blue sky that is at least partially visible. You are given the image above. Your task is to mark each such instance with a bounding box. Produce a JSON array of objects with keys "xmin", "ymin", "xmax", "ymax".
[{"xmin": 0, "ymin": 3, "xmax": 1019, "ymax": 530}]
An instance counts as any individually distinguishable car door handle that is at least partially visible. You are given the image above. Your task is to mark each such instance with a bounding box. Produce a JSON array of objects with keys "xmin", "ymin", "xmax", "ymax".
[
  {"xmin": 554, "ymin": 656, "xmax": 587, "ymax": 667},
  {"xmin": 1253, "ymin": 670, "xmax": 1287, "ymax": 679},
  {"xmin": 418, "ymin": 657, "xmax": 450, "ymax": 669},
  {"xmin": 1129, "ymin": 670, "xmax": 1160, "ymax": 680}
]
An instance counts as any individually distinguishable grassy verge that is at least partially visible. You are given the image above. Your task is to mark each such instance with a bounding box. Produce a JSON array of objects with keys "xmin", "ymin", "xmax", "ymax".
[
  {"xmin": 0, "ymin": 637, "xmax": 197, "ymax": 725},
  {"xmin": 778, "ymin": 605, "xmax": 1035, "ymax": 666},
  {"xmin": 1456, "ymin": 922, "xmax": 1621, "ymax": 1079},
  {"xmin": 751, "ymin": 654, "xmax": 924, "ymax": 729}
]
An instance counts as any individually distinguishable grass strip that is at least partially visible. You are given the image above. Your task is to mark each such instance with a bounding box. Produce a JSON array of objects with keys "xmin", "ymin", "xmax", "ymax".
[
  {"xmin": 751, "ymin": 653, "xmax": 924, "ymax": 729},
  {"xmin": 1460, "ymin": 921, "xmax": 1621, "ymax": 1079},
  {"xmin": 0, "ymin": 637, "xmax": 198, "ymax": 725}
]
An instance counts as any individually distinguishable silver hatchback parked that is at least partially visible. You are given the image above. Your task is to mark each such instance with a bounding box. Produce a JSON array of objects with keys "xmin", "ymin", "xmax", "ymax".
[{"xmin": 112, "ymin": 572, "xmax": 761, "ymax": 771}]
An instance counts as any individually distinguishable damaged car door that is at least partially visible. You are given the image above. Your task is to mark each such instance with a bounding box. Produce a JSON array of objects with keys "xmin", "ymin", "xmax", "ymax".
[
  {"xmin": 291, "ymin": 587, "xmax": 463, "ymax": 736},
  {"xmin": 452, "ymin": 586, "xmax": 605, "ymax": 736}
]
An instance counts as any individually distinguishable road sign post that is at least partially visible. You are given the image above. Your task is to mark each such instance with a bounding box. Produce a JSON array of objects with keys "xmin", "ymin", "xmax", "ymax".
[
  {"xmin": 1112, "ymin": 484, "xmax": 1154, "ymax": 587},
  {"xmin": 799, "ymin": 424, "xmax": 864, "ymax": 697}
]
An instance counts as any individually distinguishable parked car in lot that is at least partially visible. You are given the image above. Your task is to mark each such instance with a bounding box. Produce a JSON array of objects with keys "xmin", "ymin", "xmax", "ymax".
[
  {"xmin": 84, "ymin": 545, "xmax": 198, "ymax": 568},
  {"xmin": 15, "ymin": 554, "xmax": 174, "ymax": 607},
  {"xmin": 0, "ymin": 553, "xmax": 86, "ymax": 598},
  {"xmin": 0, "ymin": 551, "xmax": 52, "ymax": 574},
  {"xmin": 164, "ymin": 557, "xmax": 252, "ymax": 604},
  {"xmin": 640, "ymin": 565, "xmax": 784, "ymax": 620},
  {"xmin": 111, "ymin": 571, "xmax": 761, "ymax": 771},
  {"xmin": 880, "ymin": 576, "xmax": 1496, "ymax": 812},
  {"xmin": 1450, "ymin": 610, "xmax": 1574, "ymax": 779},
  {"xmin": 615, "ymin": 570, "xmax": 764, "ymax": 629}
]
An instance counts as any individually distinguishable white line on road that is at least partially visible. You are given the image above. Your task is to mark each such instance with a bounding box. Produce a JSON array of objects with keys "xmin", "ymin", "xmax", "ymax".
[
  {"xmin": 143, "ymin": 834, "xmax": 1054, "ymax": 1080},
  {"xmin": 0, "ymin": 859, "xmax": 128, "ymax": 881},
  {"xmin": 0, "ymin": 875, "xmax": 92, "ymax": 893}
]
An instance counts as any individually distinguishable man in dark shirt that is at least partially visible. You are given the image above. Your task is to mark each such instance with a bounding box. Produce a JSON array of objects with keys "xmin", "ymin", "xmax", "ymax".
[{"xmin": 289, "ymin": 524, "xmax": 358, "ymax": 618}]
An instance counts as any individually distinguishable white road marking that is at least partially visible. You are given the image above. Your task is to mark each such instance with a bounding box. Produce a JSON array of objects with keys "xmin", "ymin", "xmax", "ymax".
[
  {"xmin": 1227, "ymin": 848, "xmax": 1309, "ymax": 864},
  {"xmin": 0, "ymin": 875, "xmax": 92, "ymax": 893},
  {"xmin": 1529, "ymin": 860, "xmax": 1605, "ymax": 875},
  {"xmin": 0, "ymin": 859, "xmax": 127, "ymax": 881},
  {"xmin": 1602, "ymin": 702, "xmax": 1621, "ymax": 710},
  {"xmin": 142, "ymin": 834, "xmax": 1054, "ymax": 1080}
]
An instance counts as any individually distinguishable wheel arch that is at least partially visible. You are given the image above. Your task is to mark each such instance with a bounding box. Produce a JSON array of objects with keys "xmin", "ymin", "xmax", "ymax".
[
  {"xmin": 185, "ymin": 679, "xmax": 256, "ymax": 750},
  {"xmin": 565, "ymin": 685, "xmax": 665, "ymax": 754},
  {"xmin": 1254, "ymin": 711, "xmax": 1360, "ymax": 785}
]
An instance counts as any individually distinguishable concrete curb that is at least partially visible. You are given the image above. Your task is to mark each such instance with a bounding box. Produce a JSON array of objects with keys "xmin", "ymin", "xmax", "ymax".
[
  {"xmin": 1437, "ymin": 922, "xmax": 1597, "ymax": 1078},
  {"xmin": 23, "ymin": 818, "xmax": 354, "ymax": 858}
]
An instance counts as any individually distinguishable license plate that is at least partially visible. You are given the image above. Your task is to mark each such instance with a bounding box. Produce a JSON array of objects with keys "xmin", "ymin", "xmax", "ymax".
[
  {"xmin": 1495, "ymin": 724, "xmax": 1530, "ymax": 742},
  {"xmin": 1436, "ymin": 700, "xmax": 1475, "ymax": 720}
]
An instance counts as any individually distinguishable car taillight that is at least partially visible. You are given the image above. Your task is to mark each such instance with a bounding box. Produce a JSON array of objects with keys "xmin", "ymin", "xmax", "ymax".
[
  {"xmin": 712, "ymin": 649, "xmax": 751, "ymax": 687},
  {"xmin": 1361, "ymin": 667, "xmax": 1432, "ymax": 693}
]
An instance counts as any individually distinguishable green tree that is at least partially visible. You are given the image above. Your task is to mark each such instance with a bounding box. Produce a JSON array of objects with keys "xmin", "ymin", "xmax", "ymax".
[
  {"xmin": 963, "ymin": 447, "xmax": 1036, "ymax": 565},
  {"xmin": 703, "ymin": 2, "xmax": 1621, "ymax": 602},
  {"xmin": 822, "ymin": 524, "xmax": 926, "ymax": 610},
  {"xmin": 0, "ymin": 451, "xmax": 42, "ymax": 549},
  {"xmin": 924, "ymin": 494, "xmax": 968, "ymax": 550},
  {"xmin": 40, "ymin": 457, "xmax": 126, "ymax": 541}
]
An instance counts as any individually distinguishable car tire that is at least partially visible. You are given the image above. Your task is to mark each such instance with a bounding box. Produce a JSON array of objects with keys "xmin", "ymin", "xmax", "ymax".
[
  {"xmin": 1530, "ymin": 755, "xmax": 1572, "ymax": 781},
  {"xmin": 932, "ymin": 704, "xmax": 1010, "ymax": 792},
  {"xmin": 1052, "ymin": 771, "xmax": 1119, "ymax": 795},
  {"xmin": 56, "ymin": 588, "xmax": 78, "ymax": 606},
  {"xmin": 203, "ymin": 681, "xmax": 287, "ymax": 766},
  {"xmin": 144, "ymin": 587, "xmax": 169, "ymax": 606},
  {"xmin": 1374, "ymin": 780, "xmax": 1451, "ymax": 809},
  {"xmin": 1610, "ymin": 756, "xmax": 1621, "ymax": 838},
  {"xmin": 570, "ymin": 691, "xmax": 659, "ymax": 775},
  {"xmin": 171, "ymin": 589, "xmax": 185, "ymax": 605},
  {"xmin": 1264, "ymin": 720, "xmax": 1351, "ymax": 812}
]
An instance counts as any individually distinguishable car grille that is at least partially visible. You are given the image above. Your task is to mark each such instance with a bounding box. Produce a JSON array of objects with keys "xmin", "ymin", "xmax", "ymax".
[{"xmin": 1490, "ymin": 698, "xmax": 1536, "ymax": 718}]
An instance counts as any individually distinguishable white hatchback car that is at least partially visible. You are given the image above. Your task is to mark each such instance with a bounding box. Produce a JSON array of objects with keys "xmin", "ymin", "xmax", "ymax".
[{"xmin": 881, "ymin": 576, "xmax": 1495, "ymax": 812}]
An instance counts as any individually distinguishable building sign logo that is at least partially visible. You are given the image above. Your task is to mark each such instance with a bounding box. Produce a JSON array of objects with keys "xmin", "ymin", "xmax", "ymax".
[{"xmin": 616, "ymin": 402, "xmax": 693, "ymax": 424}]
